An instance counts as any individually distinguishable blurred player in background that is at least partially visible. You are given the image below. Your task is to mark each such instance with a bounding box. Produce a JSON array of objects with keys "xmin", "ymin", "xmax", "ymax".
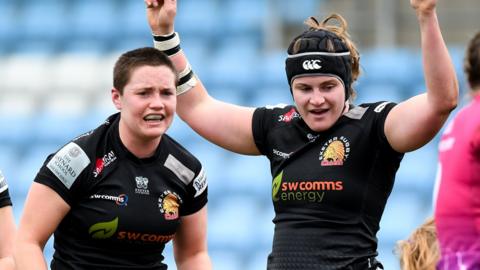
[
  {"xmin": 434, "ymin": 31, "xmax": 480, "ymax": 270},
  {"xmin": 396, "ymin": 217, "xmax": 439, "ymax": 270}
]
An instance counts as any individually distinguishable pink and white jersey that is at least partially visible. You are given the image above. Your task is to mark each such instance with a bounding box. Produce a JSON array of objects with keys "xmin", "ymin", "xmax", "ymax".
[{"xmin": 434, "ymin": 95, "xmax": 480, "ymax": 269}]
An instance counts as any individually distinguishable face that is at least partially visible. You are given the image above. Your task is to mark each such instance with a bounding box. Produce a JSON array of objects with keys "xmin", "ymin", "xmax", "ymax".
[
  {"xmin": 112, "ymin": 65, "xmax": 176, "ymax": 142},
  {"xmin": 292, "ymin": 75, "xmax": 346, "ymax": 132}
]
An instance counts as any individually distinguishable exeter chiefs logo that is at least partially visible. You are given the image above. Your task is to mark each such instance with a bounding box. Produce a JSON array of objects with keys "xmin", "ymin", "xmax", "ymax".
[
  {"xmin": 158, "ymin": 191, "xmax": 183, "ymax": 220},
  {"xmin": 319, "ymin": 136, "xmax": 350, "ymax": 166}
]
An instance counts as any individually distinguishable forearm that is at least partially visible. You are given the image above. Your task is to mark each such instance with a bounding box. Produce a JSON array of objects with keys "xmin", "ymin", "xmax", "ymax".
[
  {"xmin": 417, "ymin": 10, "xmax": 458, "ymax": 113},
  {"xmin": 176, "ymin": 251, "xmax": 212, "ymax": 270},
  {"xmin": 14, "ymin": 243, "xmax": 48, "ymax": 270}
]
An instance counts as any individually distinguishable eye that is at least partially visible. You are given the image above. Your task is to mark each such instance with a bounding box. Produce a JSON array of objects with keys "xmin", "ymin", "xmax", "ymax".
[{"xmin": 161, "ymin": 89, "xmax": 175, "ymax": 96}]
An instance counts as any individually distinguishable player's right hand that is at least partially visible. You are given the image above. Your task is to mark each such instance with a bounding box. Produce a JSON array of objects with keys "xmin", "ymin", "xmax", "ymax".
[{"xmin": 145, "ymin": 0, "xmax": 177, "ymax": 36}]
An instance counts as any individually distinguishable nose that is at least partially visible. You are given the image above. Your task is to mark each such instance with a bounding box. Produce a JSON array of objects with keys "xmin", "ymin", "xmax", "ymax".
[
  {"xmin": 309, "ymin": 89, "xmax": 325, "ymax": 105},
  {"xmin": 150, "ymin": 93, "xmax": 165, "ymax": 109}
]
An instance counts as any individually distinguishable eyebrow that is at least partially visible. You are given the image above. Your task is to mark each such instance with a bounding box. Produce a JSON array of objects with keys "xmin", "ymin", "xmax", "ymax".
[{"xmin": 295, "ymin": 79, "xmax": 338, "ymax": 87}]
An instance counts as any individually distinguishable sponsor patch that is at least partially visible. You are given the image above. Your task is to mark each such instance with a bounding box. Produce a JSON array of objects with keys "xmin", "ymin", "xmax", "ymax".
[
  {"xmin": 164, "ymin": 154, "xmax": 195, "ymax": 185},
  {"xmin": 193, "ymin": 168, "xmax": 207, "ymax": 197},
  {"xmin": 47, "ymin": 142, "xmax": 90, "ymax": 189},
  {"xmin": 278, "ymin": 108, "xmax": 301, "ymax": 122},
  {"xmin": 344, "ymin": 106, "xmax": 368, "ymax": 120}
]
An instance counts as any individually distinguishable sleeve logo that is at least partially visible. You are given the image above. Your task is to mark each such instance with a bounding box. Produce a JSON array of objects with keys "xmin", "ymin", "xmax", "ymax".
[
  {"xmin": 193, "ymin": 168, "xmax": 207, "ymax": 198},
  {"xmin": 47, "ymin": 142, "xmax": 90, "ymax": 189}
]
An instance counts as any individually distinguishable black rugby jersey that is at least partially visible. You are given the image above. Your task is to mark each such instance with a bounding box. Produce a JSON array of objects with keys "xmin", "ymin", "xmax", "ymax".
[
  {"xmin": 252, "ymin": 102, "xmax": 404, "ymax": 270},
  {"xmin": 34, "ymin": 113, "xmax": 208, "ymax": 270},
  {"xmin": 0, "ymin": 170, "xmax": 12, "ymax": 208}
]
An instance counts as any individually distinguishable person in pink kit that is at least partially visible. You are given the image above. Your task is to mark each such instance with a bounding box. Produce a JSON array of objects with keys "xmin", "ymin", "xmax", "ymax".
[{"xmin": 434, "ymin": 31, "xmax": 480, "ymax": 269}]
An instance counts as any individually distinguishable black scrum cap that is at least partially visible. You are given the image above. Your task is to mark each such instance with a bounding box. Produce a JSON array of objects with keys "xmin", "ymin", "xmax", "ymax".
[{"xmin": 285, "ymin": 29, "xmax": 352, "ymax": 100}]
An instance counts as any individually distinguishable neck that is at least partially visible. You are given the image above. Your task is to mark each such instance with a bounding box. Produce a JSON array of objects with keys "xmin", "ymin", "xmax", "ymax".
[{"xmin": 118, "ymin": 121, "xmax": 161, "ymax": 159}]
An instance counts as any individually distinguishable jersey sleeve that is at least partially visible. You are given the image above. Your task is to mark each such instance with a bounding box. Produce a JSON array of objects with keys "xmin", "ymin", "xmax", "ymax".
[
  {"xmin": 369, "ymin": 101, "xmax": 398, "ymax": 151},
  {"xmin": 0, "ymin": 170, "xmax": 12, "ymax": 208},
  {"xmin": 34, "ymin": 142, "xmax": 92, "ymax": 206},
  {"xmin": 182, "ymin": 166, "xmax": 208, "ymax": 216},
  {"xmin": 252, "ymin": 104, "xmax": 292, "ymax": 156}
]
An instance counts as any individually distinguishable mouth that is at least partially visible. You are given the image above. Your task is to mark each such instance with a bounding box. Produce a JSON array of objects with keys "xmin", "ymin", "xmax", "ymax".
[
  {"xmin": 143, "ymin": 114, "xmax": 165, "ymax": 122},
  {"xmin": 309, "ymin": 108, "xmax": 329, "ymax": 116}
]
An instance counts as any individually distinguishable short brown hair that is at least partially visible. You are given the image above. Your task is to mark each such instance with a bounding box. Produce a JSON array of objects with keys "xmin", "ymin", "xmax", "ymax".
[{"xmin": 113, "ymin": 47, "xmax": 178, "ymax": 94}]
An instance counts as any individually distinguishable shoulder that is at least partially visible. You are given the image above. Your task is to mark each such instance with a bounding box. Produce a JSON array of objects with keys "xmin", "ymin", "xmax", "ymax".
[
  {"xmin": 44, "ymin": 115, "xmax": 117, "ymax": 187},
  {"xmin": 254, "ymin": 104, "xmax": 301, "ymax": 125},
  {"xmin": 161, "ymin": 135, "xmax": 203, "ymax": 187}
]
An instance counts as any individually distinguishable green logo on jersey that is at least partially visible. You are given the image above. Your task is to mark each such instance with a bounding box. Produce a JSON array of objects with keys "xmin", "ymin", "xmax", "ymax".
[
  {"xmin": 272, "ymin": 171, "xmax": 283, "ymax": 202},
  {"xmin": 88, "ymin": 217, "xmax": 118, "ymax": 239}
]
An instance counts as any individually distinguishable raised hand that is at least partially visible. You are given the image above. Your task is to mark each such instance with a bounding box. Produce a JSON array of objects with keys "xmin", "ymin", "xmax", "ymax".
[
  {"xmin": 145, "ymin": 0, "xmax": 177, "ymax": 35},
  {"xmin": 410, "ymin": 0, "xmax": 437, "ymax": 15}
]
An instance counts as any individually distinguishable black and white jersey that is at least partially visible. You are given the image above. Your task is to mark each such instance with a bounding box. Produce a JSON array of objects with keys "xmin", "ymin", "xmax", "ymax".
[
  {"xmin": 252, "ymin": 102, "xmax": 403, "ymax": 270},
  {"xmin": 34, "ymin": 113, "xmax": 208, "ymax": 270},
  {"xmin": 0, "ymin": 170, "xmax": 11, "ymax": 208}
]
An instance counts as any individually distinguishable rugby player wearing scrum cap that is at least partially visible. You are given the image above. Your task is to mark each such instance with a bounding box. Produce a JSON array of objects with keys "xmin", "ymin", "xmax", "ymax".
[{"xmin": 146, "ymin": 0, "xmax": 457, "ymax": 268}]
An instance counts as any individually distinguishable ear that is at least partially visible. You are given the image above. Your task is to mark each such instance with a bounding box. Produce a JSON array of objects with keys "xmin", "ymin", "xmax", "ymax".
[{"xmin": 111, "ymin": 88, "xmax": 122, "ymax": 110}]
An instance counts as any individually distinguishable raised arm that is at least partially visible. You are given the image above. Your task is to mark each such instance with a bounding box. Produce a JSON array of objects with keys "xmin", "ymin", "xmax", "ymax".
[
  {"xmin": 145, "ymin": 0, "xmax": 260, "ymax": 155},
  {"xmin": 173, "ymin": 206, "xmax": 211, "ymax": 270},
  {"xmin": 384, "ymin": 0, "xmax": 458, "ymax": 153},
  {"xmin": 14, "ymin": 183, "xmax": 70, "ymax": 270}
]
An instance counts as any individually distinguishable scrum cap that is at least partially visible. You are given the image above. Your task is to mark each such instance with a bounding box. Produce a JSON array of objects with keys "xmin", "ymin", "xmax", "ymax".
[{"xmin": 285, "ymin": 29, "xmax": 352, "ymax": 99}]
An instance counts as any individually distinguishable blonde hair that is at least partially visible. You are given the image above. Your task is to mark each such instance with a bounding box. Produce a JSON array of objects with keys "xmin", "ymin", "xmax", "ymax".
[
  {"xmin": 302, "ymin": 14, "xmax": 361, "ymax": 100},
  {"xmin": 395, "ymin": 217, "xmax": 439, "ymax": 270}
]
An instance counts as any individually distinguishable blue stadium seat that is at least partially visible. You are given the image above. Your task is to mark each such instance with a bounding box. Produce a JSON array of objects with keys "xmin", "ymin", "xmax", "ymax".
[
  {"xmin": 17, "ymin": 0, "xmax": 68, "ymax": 45},
  {"xmin": 354, "ymin": 83, "xmax": 404, "ymax": 105},
  {"xmin": 248, "ymin": 86, "xmax": 293, "ymax": 108},
  {"xmin": 277, "ymin": 0, "xmax": 322, "ymax": 23},
  {"xmin": 0, "ymin": 115, "xmax": 35, "ymax": 148},
  {"xmin": 207, "ymin": 36, "xmax": 261, "ymax": 92},
  {"xmin": 0, "ymin": 0, "xmax": 18, "ymax": 51},
  {"xmin": 395, "ymin": 140, "xmax": 438, "ymax": 194},
  {"xmin": 360, "ymin": 48, "xmax": 422, "ymax": 91},
  {"xmin": 117, "ymin": 0, "xmax": 151, "ymax": 38},
  {"xmin": 69, "ymin": 0, "xmax": 117, "ymax": 41},
  {"xmin": 258, "ymin": 50, "xmax": 288, "ymax": 89},
  {"xmin": 220, "ymin": 0, "xmax": 267, "ymax": 36},
  {"xmin": 222, "ymin": 155, "xmax": 271, "ymax": 197},
  {"xmin": 175, "ymin": 0, "xmax": 219, "ymax": 38},
  {"xmin": 208, "ymin": 195, "xmax": 262, "ymax": 252},
  {"xmin": 378, "ymin": 191, "xmax": 427, "ymax": 243}
]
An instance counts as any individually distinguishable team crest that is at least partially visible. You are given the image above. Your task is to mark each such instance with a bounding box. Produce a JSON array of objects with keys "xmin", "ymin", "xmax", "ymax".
[
  {"xmin": 158, "ymin": 191, "xmax": 183, "ymax": 220},
  {"xmin": 319, "ymin": 136, "xmax": 350, "ymax": 166}
]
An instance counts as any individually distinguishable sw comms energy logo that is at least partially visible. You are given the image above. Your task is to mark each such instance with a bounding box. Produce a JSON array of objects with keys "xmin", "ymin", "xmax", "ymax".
[
  {"xmin": 319, "ymin": 136, "xmax": 350, "ymax": 166},
  {"xmin": 271, "ymin": 170, "xmax": 343, "ymax": 203}
]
